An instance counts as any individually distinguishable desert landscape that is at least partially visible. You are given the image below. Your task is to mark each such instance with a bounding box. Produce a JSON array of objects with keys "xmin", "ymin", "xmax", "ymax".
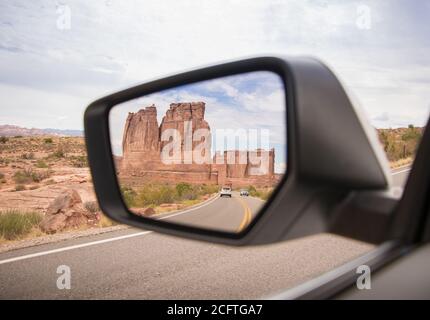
[
  {"xmin": 116, "ymin": 102, "xmax": 279, "ymax": 188},
  {"xmin": 0, "ymin": 133, "xmax": 114, "ymax": 242},
  {"xmin": 0, "ymin": 122, "xmax": 424, "ymax": 245}
]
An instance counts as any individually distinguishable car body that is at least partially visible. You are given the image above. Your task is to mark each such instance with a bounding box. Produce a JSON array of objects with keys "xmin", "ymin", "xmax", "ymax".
[
  {"xmin": 85, "ymin": 56, "xmax": 430, "ymax": 299},
  {"xmin": 220, "ymin": 186, "xmax": 232, "ymax": 197},
  {"xmin": 240, "ymin": 189, "xmax": 249, "ymax": 196}
]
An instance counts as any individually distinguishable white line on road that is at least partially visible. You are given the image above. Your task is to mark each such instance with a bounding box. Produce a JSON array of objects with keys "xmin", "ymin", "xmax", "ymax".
[
  {"xmin": 0, "ymin": 231, "xmax": 151, "ymax": 265},
  {"xmin": 392, "ymin": 168, "xmax": 411, "ymax": 176},
  {"xmin": 0, "ymin": 194, "xmax": 220, "ymax": 266},
  {"xmin": 0, "ymin": 168, "xmax": 411, "ymax": 266}
]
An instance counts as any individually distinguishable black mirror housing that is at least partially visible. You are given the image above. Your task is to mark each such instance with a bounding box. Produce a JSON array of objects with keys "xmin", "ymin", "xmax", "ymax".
[{"xmin": 84, "ymin": 56, "xmax": 391, "ymax": 246}]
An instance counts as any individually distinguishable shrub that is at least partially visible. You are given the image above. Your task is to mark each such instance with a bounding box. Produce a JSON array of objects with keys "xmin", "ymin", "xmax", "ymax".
[
  {"xmin": 0, "ymin": 157, "xmax": 10, "ymax": 165},
  {"xmin": 248, "ymin": 185, "xmax": 272, "ymax": 200},
  {"xmin": 13, "ymin": 168, "xmax": 52, "ymax": 184},
  {"xmin": 84, "ymin": 201, "xmax": 100, "ymax": 213},
  {"xmin": 98, "ymin": 214, "xmax": 117, "ymax": 228},
  {"xmin": 175, "ymin": 182, "xmax": 194, "ymax": 199},
  {"xmin": 44, "ymin": 138, "xmax": 53, "ymax": 144},
  {"xmin": 51, "ymin": 149, "xmax": 65, "ymax": 158},
  {"xmin": 123, "ymin": 183, "xmax": 219, "ymax": 208},
  {"xmin": 31, "ymin": 169, "xmax": 53, "ymax": 182},
  {"xmin": 0, "ymin": 210, "xmax": 43, "ymax": 240},
  {"xmin": 378, "ymin": 127, "xmax": 423, "ymax": 162},
  {"xmin": 0, "ymin": 136, "xmax": 8, "ymax": 144},
  {"xmin": 401, "ymin": 125, "xmax": 421, "ymax": 141},
  {"xmin": 21, "ymin": 152, "xmax": 35, "ymax": 160},
  {"xmin": 248, "ymin": 185, "xmax": 257, "ymax": 194},
  {"xmin": 13, "ymin": 170, "xmax": 32, "ymax": 184},
  {"xmin": 35, "ymin": 159, "xmax": 49, "ymax": 168},
  {"xmin": 120, "ymin": 186, "xmax": 137, "ymax": 207},
  {"xmin": 69, "ymin": 155, "xmax": 88, "ymax": 167},
  {"xmin": 136, "ymin": 184, "xmax": 176, "ymax": 206},
  {"xmin": 15, "ymin": 184, "xmax": 26, "ymax": 191},
  {"xmin": 203, "ymin": 184, "xmax": 220, "ymax": 195}
]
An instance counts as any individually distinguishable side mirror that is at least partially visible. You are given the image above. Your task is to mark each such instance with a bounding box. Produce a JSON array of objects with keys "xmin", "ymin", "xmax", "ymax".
[{"xmin": 84, "ymin": 56, "xmax": 391, "ymax": 246}]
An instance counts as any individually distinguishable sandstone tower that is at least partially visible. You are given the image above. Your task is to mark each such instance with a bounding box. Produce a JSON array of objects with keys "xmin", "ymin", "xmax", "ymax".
[{"xmin": 118, "ymin": 102, "xmax": 277, "ymax": 187}]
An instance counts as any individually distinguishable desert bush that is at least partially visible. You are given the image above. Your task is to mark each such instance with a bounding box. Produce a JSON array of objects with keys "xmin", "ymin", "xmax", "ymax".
[
  {"xmin": 98, "ymin": 214, "xmax": 117, "ymax": 228},
  {"xmin": 84, "ymin": 201, "xmax": 100, "ymax": 213},
  {"xmin": 120, "ymin": 186, "xmax": 137, "ymax": 207},
  {"xmin": 51, "ymin": 149, "xmax": 65, "ymax": 158},
  {"xmin": 0, "ymin": 136, "xmax": 8, "ymax": 144},
  {"xmin": 43, "ymin": 138, "xmax": 53, "ymax": 144},
  {"xmin": 123, "ymin": 183, "xmax": 218, "ymax": 208},
  {"xmin": 13, "ymin": 168, "xmax": 52, "ymax": 184},
  {"xmin": 69, "ymin": 155, "xmax": 88, "ymax": 167},
  {"xmin": 35, "ymin": 159, "xmax": 49, "ymax": 168},
  {"xmin": 20, "ymin": 152, "xmax": 35, "ymax": 160},
  {"xmin": 402, "ymin": 125, "xmax": 421, "ymax": 141},
  {"xmin": 175, "ymin": 182, "xmax": 192, "ymax": 197},
  {"xmin": 136, "ymin": 184, "xmax": 176, "ymax": 206},
  {"xmin": 15, "ymin": 184, "xmax": 26, "ymax": 191},
  {"xmin": 248, "ymin": 185, "xmax": 272, "ymax": 200},
  {"xmin": 0, "ymin": 210, "xmax": 42, "ymax": 240},
  {"xmin": 378, "ymin": 126, "xmax": 423, "ymax": 162},
  {"xmin": 49, "ymin": 142, "xmax": 72, "ymax": 159},
  {"xmin": 248, "ymin": 185, "xmax": 257, "ymax": 195},
  {"xmin": 200, "ymin": 184, "xmax": 219, "ymax": 195},
  {"xmin": 0, "ymin": 157, "xmax": 10, "ymax": 165},
  {"xmin": 175, "ymin": 182, "xmax": 199, "ymax": 200},
  {"xmin": 13, "ymin": 169, "xmax": 32, "ymax": 184},
  {"xmin": 31, "ymin": 169, "xmax": 53, "ymax": 182}
]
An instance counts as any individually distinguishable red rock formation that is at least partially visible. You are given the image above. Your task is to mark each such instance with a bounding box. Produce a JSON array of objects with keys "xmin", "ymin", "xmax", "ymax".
[
  {"xmin": 121, "ymin": 106, "xmax": 160, "ymax": 172},
  {"xmin": 159, "ymin": 102, "xmax": 211, "ymax": 167},
  {"xmin": 211, "ymin": 149, "xmax": 275, "ymax": 187},
  {"xmin": 119, "ymin": 102, "xmax": 277, "ymax": 188},
  {"xmin": 123, "ymin": 105, "xmax": 159, "ymax": 156}
]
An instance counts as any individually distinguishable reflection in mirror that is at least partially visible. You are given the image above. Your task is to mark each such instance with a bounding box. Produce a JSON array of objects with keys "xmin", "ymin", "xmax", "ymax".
[{"xmin": 109, "ymin": 71, "xmax": 286, "ymax": 233}]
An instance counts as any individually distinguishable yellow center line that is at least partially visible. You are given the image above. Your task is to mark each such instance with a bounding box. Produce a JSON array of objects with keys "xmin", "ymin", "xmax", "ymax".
[{"xmin": 235, "ymin": 195, "xmax": 252, "ymax": 232}]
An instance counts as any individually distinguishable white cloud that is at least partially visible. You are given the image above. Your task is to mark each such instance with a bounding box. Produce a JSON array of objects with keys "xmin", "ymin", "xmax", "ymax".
[
  {"xmin": 0, "ymin": 0, "xmax": 429, "ymax": 132},
  {"xmin": 109, "ymin": 72, "xmax": 286, "ymax": 156}
]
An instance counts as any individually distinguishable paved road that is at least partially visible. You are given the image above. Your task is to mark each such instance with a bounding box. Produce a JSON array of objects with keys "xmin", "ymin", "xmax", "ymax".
[
  {"xmin": 165, "ymin": 192, "xmax": 263, "ymax": 233},
  {"xmin": 0, "ymin": 168, "xmax": 410, "ymax": 299}
]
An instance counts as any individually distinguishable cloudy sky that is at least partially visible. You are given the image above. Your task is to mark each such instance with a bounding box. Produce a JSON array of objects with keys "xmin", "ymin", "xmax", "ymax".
[
  {"xmin": 1, "ymin": 0, "xmax": 430, "ymax": 132},
  {"xmin": 109, "ymin": 71, "xmax": 287, "ymax": 172}
]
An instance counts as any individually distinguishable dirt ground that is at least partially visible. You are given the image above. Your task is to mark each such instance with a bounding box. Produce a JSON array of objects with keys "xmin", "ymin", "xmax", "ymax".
[{"xmin": 0, "ymin": 136, "xmax": 96, "ymax": 213}]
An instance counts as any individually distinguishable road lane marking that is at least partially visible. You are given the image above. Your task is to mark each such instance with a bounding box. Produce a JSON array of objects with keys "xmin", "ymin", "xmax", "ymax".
[
  {"xmin": 0, "ymin": 194, "xmax": 220, "ymax": 266},
  {"xmin": 392, "ymin": 168, "xmax": 411, "ymax": 176},
  {"xmin": 235, "ymin": 196, "xmax": 252, "ymax": 232},
  {"xmin": 0, "ymin": 231, "xmax": 151, "ymax": 265},
  {"xmin": 157, "ymin": 194, "xmax": 219, "ymax": 220}
]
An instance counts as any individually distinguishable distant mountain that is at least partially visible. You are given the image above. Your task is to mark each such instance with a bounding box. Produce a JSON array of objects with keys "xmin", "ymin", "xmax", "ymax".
[
  {"xmin": 42, "ymin": 128, "xmax": 84, "ymax": 137},
  {"xmin": 0, "ymin": 124, "xmax": 84, "ymax": 137}
]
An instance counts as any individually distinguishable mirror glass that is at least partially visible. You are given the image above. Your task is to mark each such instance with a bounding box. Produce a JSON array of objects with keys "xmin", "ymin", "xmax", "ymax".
[{"xmin": 109, "ymin": 71, "xmax": 286, "ymax": 233}]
